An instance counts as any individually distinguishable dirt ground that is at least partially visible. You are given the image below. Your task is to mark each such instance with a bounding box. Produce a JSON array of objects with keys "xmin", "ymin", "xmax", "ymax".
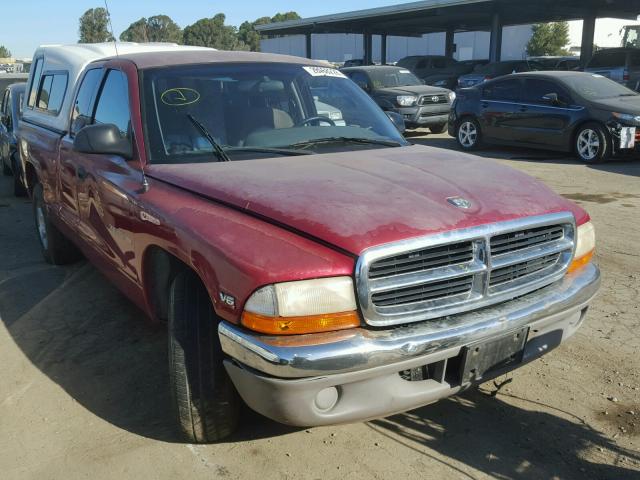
[{"xmin": 1, "ymin": 132, "xmax": 639, "ymax": 480}]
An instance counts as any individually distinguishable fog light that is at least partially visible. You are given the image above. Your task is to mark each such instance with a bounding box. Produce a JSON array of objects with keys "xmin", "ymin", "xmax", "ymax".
[{"xmin": 314, "ymin": 387, "xmax": 339, "ymax": 411}]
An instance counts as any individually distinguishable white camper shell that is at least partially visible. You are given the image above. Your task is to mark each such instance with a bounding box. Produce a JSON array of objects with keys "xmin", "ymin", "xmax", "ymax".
[{"xmin": 22, "ymin": 42, "xmax": 214, "ymax": 132}]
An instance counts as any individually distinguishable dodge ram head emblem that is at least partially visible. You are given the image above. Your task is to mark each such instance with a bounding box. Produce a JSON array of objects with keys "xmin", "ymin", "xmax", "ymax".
[{"xmin": 447, "ymin": 196, "xmax": 472, "ymax": 209}]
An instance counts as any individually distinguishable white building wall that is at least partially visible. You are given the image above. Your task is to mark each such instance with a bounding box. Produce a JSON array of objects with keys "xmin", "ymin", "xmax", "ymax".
[{"xmin": 260, "ymin": 25, "xmax": 533, "ymax": 63}]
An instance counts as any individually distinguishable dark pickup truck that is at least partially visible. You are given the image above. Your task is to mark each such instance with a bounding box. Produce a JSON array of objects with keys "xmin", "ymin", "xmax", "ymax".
[{"xmin": 19, "ymin": 44, "xmax": 600, "ymax": 443}]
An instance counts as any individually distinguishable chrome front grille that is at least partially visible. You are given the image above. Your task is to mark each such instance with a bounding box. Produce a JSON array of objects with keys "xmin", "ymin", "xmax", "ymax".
[
  {"xmin": 420, "ymin": 94, "xmax": 448, "ymax": 105},
  {"xmin": 356, "ymin": 213, "xmax": 576, "ymax": 327}
]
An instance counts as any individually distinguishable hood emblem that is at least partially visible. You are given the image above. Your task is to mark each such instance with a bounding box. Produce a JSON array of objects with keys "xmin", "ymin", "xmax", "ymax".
[
  {"xmin": 432, "ymin": 96, "xmax": 440, "ymax": 103},
  {"xmin": 447, "ymin": 196, "xmax": 472, "ymax": 210}
]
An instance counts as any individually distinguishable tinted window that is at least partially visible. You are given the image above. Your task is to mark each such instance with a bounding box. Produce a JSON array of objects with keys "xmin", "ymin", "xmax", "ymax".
[
  {"xmin": 1, "ymin": 90, "xmax": 8, "ymax": 115},
  {"xmin": 432, "ymin": 58, "xmax": 447, "ymax": 68},
  {"xmin": 36, "ymin": 73, "xmax": 67, "ymax": 114},
  {"xmin": 630, "ymin": 51, "xmax": 640, "ymax": 67},
  {"xmin": 27, "ymin": 58, "xmax": 43, "ymax": 107},
  {"xmin": 589, "ymin": 51, "xmax": 627, "ymax": 68},
  {"xmin": 349, "ymin": 71, "xmax": 370, "ymax": 89},
  {"xmin": 521, "ymin": 79, "xmax": 571, "ymax": 104},
  {"xmin": 71, "ymin": 68, "xmax": 103, "ymax": 135},
  {"xmin": 94, "ymin": 70, "xmax": 130, "ymax": 136},
  {"xmin": 563, "ymin": 73, "xmax": 638, "ymax": 100},
  {"xmin": 483, "ymin": 79, "xmax": 521, "ymax": 101}
]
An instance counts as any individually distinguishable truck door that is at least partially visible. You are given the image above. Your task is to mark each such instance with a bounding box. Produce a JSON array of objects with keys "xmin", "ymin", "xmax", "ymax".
[
  {"xmin": 72, "ymin": 68, "xmax": 144, "ymax": 284},
  {"xmin": 58, "ymin": 68, "xmax": 103, "ymax": 229}
]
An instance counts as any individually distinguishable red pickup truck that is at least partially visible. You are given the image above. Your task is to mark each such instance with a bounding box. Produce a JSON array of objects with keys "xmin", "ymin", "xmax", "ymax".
[{"xmin": 19, "ymin": 44, "xmax": 600, "ymax": 443}]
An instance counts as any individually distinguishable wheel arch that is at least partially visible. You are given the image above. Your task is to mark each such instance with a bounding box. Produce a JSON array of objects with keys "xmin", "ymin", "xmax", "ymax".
[
  {"xmin": 570, "ymin": 119, "xmax": 611, "ymax": 153},
  {"xmin": 141, "ymin": 245, "xmax": 217, "ymax": 323}
]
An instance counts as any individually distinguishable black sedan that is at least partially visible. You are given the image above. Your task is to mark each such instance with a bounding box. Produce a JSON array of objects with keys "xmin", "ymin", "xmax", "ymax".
[
  {"xmin": 342, "ymin": 66, "xmax": 456, "ymax": 132},
  {"xmin": 449, "ymin": 71, "xmax": 640, "ymax": 163}
]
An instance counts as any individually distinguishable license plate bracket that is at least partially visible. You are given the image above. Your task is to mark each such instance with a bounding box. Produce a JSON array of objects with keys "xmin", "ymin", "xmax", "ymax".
[
  {"xmin": 460, "ymin": 327, "xmax": 529, "ymax": 384},
  {"xmin": 620, "ymin": 127, "xmax": 636, "ymax": 149}
]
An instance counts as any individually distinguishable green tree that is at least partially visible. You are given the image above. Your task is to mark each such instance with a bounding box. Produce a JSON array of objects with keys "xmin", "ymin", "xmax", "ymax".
[
  {"xmin": 120, "ymin": 15, "xmax": 182, "ymax": 43},
  {"xmin": 78, "ymin": 7, "xmax": 114, "ymax": 43},
  {"xmin": 526, "ymin": 22, "xmax": 570, "ymax": 56},
  {"xmin": 183, "ymin": 13, "xmax": 248, "ymax": 50},
  {"xmin": 237, "ymin": 12, "xmax": 301, "ymax": 52},
  {"xmin": 0, "ymin": 45, "xmax": 11, "ymax": 58}
]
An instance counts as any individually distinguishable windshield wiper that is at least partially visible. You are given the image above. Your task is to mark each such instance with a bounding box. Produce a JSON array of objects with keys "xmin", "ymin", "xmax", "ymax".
[
  {"xmin": 289, "ymin": 137, "xmax": 403, "ymax": 149},
  {"xmin": 224, "ymin": 146, "xmax": 313, "ymax": 156},
  {"xmin": 186, "ymin": 114, "xmax": 230, "ymax": 162}
]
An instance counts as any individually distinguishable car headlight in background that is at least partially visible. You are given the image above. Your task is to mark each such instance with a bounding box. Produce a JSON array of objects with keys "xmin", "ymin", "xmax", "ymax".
[
  {"xmin": 241, "ymin": 277, "xmax": 360, "ymax": 335},
  {"xmin": 448, "ymin": 91, "xmax": 457, "ymax": 103},
  {"xmin": 568, "ymin": 221, "xmax": 595, "ymax": 273},
  {"xmin": 612, "ymin": 112, "xmax": 640, "ymax": 123},
  {"xmin": 397, "ymin": 95, "xmax": 417, "ymax": 107}
]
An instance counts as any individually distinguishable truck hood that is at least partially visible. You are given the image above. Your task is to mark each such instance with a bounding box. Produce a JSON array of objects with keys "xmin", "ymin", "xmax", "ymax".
[{"xmin": 147, "ymin": 145, "xmax": 585, "ymax": 255}]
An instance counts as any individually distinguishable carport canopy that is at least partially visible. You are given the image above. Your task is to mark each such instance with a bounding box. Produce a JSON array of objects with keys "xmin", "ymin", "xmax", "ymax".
[{"xmin": 256, "ymin": 0, "xmax": 640, "ymax": 65}]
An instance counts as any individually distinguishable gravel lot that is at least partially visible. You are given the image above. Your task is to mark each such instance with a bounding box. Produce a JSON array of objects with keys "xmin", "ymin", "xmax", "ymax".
[{"xmin": 1, "ymin": 132, "xmax": 639, "ymax": 480}]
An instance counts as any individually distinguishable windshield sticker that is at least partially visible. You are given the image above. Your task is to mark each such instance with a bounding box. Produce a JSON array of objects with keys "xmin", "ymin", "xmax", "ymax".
[
  {"xmin": 592, "ymin": 74, "xmax": 604, "ymax": 78},
  {"xmin": 399, "ymin": 70, "xmax": 411, "ymax": 74},
  {"xmin": 303, "ymin": 66, "xmax": 347, "ymax": 78},
  {"xmin": 160, "ymin": 88, "xmax": 201, "ymax": 106}
]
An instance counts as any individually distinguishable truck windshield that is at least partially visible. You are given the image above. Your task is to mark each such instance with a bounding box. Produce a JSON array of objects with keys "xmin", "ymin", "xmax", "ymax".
[
  {"xmin": 142, "ymin": 62, "xmax": 407, "ymax": 164},
  {"xmin": 367, "ymin": 69, "xmax": 422, "ymax": 88}
]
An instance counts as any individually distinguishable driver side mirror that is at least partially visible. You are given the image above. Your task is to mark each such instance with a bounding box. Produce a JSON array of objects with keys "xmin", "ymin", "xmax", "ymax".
[
  {"xmin": 386, "ymin": 111, "xmax": 406, "ymax": 134},
  {"xmin": 73, "ymin": 123, "xmax": 132, "ymax": 159},
  {"xmin": 542, "ymin": 92, "xmax": 561, "ymax": 105}
]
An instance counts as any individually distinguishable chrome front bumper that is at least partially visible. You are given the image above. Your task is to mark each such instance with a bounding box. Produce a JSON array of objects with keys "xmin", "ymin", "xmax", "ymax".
[
  {"xmin": 219, "ymin": 264, "xmax": 599, "ymax": 426},
  {"xmin": 220, "ymin": 264, "xmax": 600, "ymax": 379}
]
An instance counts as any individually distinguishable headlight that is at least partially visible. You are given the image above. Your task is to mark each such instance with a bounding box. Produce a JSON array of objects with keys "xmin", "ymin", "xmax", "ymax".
[
  {"xmin": 242, "ymin": 277, "xmax": 360, "ymax": 335},
  {"xmin": 397, "ymin": 95, "xmax": 417, "ymax": 107},
  {"xmin": 568, "ymin": 221, "xmax": 595, "ymax": 273},
  {"xmin": 448, "ymin": 91, "xmax": 457, "ymax": 102},
  {"xmin": 612, "ymin": 112, "xmax": 640, "ymax": 123}
]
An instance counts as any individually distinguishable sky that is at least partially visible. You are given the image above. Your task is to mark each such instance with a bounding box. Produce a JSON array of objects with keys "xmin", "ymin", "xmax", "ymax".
[{"xmin": 1, "ymin": 1, "xmax": 639, "ymax": 59}]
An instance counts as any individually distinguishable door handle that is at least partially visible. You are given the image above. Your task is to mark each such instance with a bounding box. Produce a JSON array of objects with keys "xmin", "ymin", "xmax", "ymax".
[{"xmin": 76, "ymin": 165, "xmax": 88, "ymax": 181}]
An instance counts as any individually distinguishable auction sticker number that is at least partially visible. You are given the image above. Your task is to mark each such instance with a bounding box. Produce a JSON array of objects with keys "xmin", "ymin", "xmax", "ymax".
[
  {"xmin": 303, "ymin": 66, "xmax": 347, "ymax": 78},
  {"xmin": 160, "ymin": 88, "xmax": 201, "ymax": 106}
]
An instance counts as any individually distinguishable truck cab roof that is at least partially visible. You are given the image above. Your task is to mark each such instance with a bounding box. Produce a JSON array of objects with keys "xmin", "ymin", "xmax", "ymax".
[{"xmin": 22, "ymin": 42, "xmax": 214, "ymax": 133}]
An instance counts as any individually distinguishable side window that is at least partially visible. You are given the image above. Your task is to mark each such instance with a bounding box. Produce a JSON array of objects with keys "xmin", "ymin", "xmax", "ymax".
[
  {"xmin": 415, "ymin": 59, "xmax": 427, "ymax": 69},
  {"xmin": 349, "ymin": 71, "xmax": 370, "ymax": 90},
  {"xmin": 483, "ymin": 79, "xmax": 521, "ymax": 102},
  {"xmin": 71, "ymin": 68, "xmax": 103, "ymax": 135},
  {"xmin": 521, "ymin": 79, "xmax": 571, "ymax": 105},
  {"xmin": 36, "ymin": 73, "xmax": 68, "ymax": 115},
  {"xmin": 27, "ymin": 58, "xmax": 44, "ymax": 108},
  {"xmin": 93, "ymin": 70, "xmax": 130, "ymax": 136},
  {"xmin": 630, "ymin": 51, "xmax": 640, "ymax": 67}
]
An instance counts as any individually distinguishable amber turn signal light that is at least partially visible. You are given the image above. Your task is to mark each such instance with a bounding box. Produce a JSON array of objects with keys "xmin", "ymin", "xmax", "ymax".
[
  {"xmin": 567, "ymin": 249, "xmax": 594, "ymax": 274},
  {"xmin": 241, "ymin": 311, "xmax": 361, "ymax": 335}
]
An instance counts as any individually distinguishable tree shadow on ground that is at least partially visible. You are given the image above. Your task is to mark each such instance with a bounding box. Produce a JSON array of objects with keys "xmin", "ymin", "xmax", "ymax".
[{"xmin": 369, "ymin": 389, "xmax": 640, "ymax": 479}]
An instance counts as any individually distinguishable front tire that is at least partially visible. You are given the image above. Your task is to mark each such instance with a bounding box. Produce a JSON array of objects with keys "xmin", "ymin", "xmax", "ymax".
[
  {"xmin": 168, "ymin": 271, "xmax": 239, "ymax": 443},
  {"xmin": 32, "ymin": 183, "xmax": 81, "ymax": 265},
  {"xmin": 456, "ymin": 118, "xmax": 481, "ymax": 150},
  {"xmin": 430, "ymin": 123, "xmax": 448, "ymax": 134},
  {"xmin": 575, "ymin": 123, "xmax": 610, "ymax": 164}
]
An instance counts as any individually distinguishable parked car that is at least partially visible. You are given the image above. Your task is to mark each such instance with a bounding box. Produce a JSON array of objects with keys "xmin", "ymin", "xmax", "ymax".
[
  {"xmin": 0, "ymin": 82, "xmax": 26, "ymax": 196},
  {"xmin": 20, "ymin": 44, "xmax": 599, "ymax": 443},
  {"xmin": 457, "ymin": 60, "xmax": 545, "ymax": 88},
  {"xmin": 450, "ymin": 71, "xmax": 640, "ymax": 163},
  {"xmin": 0, "ymin": 73, "xmax": 28, "ymax": 94},
  {"xmin": 585, "ymin": 47, "xmax": 640, "ymax": 91},
  {"xmin": 343, "ymin": 58, "xmax": 364, "ymax": 68},
  {"xmin": 396, "ymin": 55, "xmax": 475, "ymax": 89},
  {"xmin": 342, "ymin": 65, "xmax": 455, "ymax": 132},
  {"xmin": 528, "ymin": 56, "xmax": 581, "ymax": 71}
]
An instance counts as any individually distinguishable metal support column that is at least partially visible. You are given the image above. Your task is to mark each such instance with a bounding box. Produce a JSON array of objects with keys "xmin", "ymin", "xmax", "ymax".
[
  {"xmin": 381, "ymin": 34, "xmax": 388, "ymax": 65},
  {"xmin": 489, "ymin": 13, "xmax": 502, "ymax": 63},
  {"xmin": 363, "ymin": 32, "xmax": 373, "ymax": 65},
  {"xmin": 445, "ymin": 27, "xmax": 455, "ymax": 58},
  {"xmin": 580, "ymin": 15, "xmax": 596, "ymax": 66},
  {"xmin": 305, "ymin": 33, "xmax": 312, "ymax": 59}
]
